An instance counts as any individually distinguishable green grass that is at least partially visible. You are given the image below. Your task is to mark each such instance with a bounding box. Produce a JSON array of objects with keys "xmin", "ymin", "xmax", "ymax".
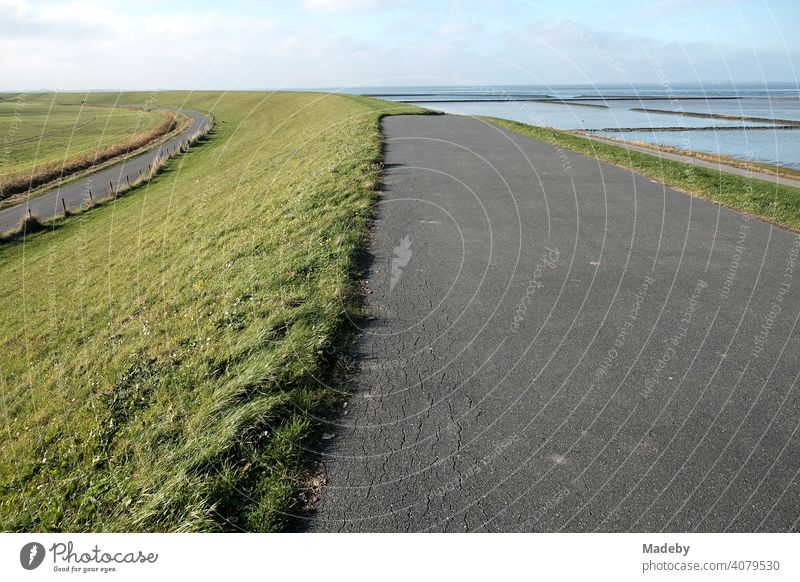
[
  {"xmin": 586, "ymin": 132, "xmax": 800, "ymax": 182},
  {"xmin": 0, "ymin": 93, "xmax": 166, "ymax": 181},
  {"xmin": 482, "ymin": 116, "xmax": 800, "ymax": 232},
  {"xmin": 0, "ymin": 91, "xmax": 428, "ymax": 532}
]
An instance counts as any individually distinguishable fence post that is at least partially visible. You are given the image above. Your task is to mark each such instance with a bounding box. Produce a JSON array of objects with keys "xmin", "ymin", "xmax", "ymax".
[{"xmin": 62, "ymin": 198, "xmax": 67, "ymax": 215}]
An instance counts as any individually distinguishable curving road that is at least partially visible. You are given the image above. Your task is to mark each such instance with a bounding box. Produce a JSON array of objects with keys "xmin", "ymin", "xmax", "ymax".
[
  {"xmin": 309, "ymin": 114, "xmax": 800, "ymax": 532},
  {"xmin": 0, "ymin": 108, "xmax": 210, "ymax": 233}
]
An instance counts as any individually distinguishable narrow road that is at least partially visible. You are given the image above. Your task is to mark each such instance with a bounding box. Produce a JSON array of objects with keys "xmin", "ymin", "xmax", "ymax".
[
  {"xmin": 309, "ymin": 114, "xmax": 800, "ymax": 532},
  {"xmin": 580, "ymin": 132, "xmax": 800, "ymax": 189},
  {"xmin": 0, "ymin": 108, "xmax": 210, "ymax": 233}
]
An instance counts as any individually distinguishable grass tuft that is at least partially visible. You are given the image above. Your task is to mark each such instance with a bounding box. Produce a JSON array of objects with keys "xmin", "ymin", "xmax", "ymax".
[{"xmin": 1, "ymin": 213, "xmax": 48, "ymax": 241}]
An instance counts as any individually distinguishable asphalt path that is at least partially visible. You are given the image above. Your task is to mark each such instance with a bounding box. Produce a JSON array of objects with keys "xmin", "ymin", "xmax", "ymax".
[
  {"xmin": 581, "ymin": 132, "xmax": 800, "ymax": 189},
  {"xmin": 0, "ymin": 108, "xmax": 209, "ymax": 233},
  {"xmin": 309, "ymin": 114, "xmax": 800, "ymax": 532}
]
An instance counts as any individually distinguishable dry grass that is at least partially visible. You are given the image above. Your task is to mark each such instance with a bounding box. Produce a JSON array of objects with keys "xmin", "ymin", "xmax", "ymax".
[
  {"xmin": 12, "ymin": 213, "xmax": 47, "ymax": 236},
  {"xmin": 0, "ymin": 109, "xmax": 181, "ymax": 201}
]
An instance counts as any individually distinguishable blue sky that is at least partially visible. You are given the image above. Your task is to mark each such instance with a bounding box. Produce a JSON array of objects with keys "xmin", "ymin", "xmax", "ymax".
[{"xmin": 1, "ymin": 0, "xmax": 798, "ymax": 90}]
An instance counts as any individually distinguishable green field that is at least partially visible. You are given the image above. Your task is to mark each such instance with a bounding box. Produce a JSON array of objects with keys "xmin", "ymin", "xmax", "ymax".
[
  {"xmin": 0, "ymin": 91, "xmax": 426, "ymax": 532},
  {"xmin": 483, "ymin": 116, "xmax": 800, "ymax": 232},
  {"xmin": 0, "ymin": 94, "xmax": 170, "ymax": 201}
]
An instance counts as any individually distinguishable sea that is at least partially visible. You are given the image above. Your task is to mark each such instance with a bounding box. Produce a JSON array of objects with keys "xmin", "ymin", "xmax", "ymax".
[{"xmin": 343, "ymin": 83, "xmax": 800, "ymax": 170}]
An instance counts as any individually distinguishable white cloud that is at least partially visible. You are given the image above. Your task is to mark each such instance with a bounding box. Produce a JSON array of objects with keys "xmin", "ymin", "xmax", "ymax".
[{"xmin": 302, "ymin": 0, "xmax": 410, "ymax": 14}]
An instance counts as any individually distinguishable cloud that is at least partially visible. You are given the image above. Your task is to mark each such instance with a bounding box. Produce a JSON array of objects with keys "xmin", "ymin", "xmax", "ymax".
[
  {"xmin": 644, "ymin": 0, "xmax": 732, "ymax": 16},
  {"xmin": 0, "ymin": 1, "xmax": 379, "ymax": 90},
  {"xmin": 302, "ymin": 0, "xmax": 409, "ymax": 14},
  {"xmin": 0, "ymin": 0, "xmax": 119, "ymax": 38}
]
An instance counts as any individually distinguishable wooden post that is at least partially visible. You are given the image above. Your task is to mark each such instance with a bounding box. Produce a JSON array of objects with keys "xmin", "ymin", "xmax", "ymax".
[
  {"xmin": 126, "ymin": 175, "xmax": 130, "ymax": 186},
  {"xmin": 89, "ymin": 189, "xmax": 93, "ymax": 201},
  {"xmin": 61, "ymin": 198, "xmax": 67, "ymax": 215},
  {"xmin": 27, "ymin": 208, "xmax": 32, "ymax": 218}
]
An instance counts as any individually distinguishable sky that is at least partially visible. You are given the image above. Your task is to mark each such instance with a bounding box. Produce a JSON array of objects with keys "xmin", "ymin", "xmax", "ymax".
[{"xmin": 1, "ymin": 0, "xmax": 798, "ymax": 90}]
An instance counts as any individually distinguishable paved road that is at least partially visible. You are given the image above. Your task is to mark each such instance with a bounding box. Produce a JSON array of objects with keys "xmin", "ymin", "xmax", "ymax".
[
  {"xmin": 581, "ymin": 132, "xmax": 800, "ymax": 189},
  {"xmin": 309, "ymin": 114, "xmax": 800, "ymax": 532},
  {"xmin": 0, "ymin": 108, "xmax": 210, "ymax": 233}
]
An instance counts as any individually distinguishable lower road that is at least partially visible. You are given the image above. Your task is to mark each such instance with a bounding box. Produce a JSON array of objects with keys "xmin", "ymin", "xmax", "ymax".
[
  {"xmin": 309, "ymin": 114, "xmax": 800, "ymax": 532},
  {"xmin": 0, "ymin": 108, "xmax": 210, "ymax": 233},
  {"xmin": 580, "ymin": 132, "xmax": 800, "ymax": 189}
]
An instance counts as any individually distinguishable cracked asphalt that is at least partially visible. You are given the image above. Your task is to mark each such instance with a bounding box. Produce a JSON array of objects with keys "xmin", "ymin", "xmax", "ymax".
[{"xmin": 307, "ymin": 114, "xmax": 800, "ymax": 532}]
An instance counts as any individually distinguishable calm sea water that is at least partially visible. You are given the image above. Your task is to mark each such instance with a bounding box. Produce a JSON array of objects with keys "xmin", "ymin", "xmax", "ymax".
[
  {"xmin": 354, "ymin": 82, "xmax": 800, "ymax": 100},
  {"xmin": 346, "ymin": 83, "xmax": 800, "ymax": 170}
]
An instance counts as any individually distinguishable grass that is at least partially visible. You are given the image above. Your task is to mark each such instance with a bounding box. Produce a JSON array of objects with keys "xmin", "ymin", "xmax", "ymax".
[
  {"xmin": 0, "ymin": 115, "xmax": 214, "ymax": 246},
  {"xmin": 482, "ymin": 116, "xmax": 800, "ymax": 232},
  {"xmin": 0, "ymin": 91, "xmax": 429, "ymax": 532},
  {"xmin": 581, "ymin": 131, "xmax": 800, "ymax": 182},
  {"xmin": 0, "ymin": 93, "xmax": 177, "ymax": 202}
]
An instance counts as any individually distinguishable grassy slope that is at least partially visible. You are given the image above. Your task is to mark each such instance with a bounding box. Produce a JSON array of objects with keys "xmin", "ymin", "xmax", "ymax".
[
  {"xmin": 1, "ymin": 93, "xmax": 165, "ymax": 177},
  {"xmin": 0, "ymin": 91, "xmax": 426, "ymax": 532},
  {"xmin": 483, "ymin": 117, "xmax": 800, "ymax": 232}
]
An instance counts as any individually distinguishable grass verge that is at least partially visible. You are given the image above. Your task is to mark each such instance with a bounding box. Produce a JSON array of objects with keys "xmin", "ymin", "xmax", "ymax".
[
  {"xmin": 0, "ymin": 115, "xmax": 213, "ymax": 246},
  {"xmin": 0, "ymin": 92, "xmax": 430, "ymax": 532},
  {"xmin": 0, "ymin": 107, "xmax": 188, "ymax": 205},
  {"xmin": 1, "ymin": 95, "xmax": 171, "ymax": 194},
  {"xmin": 482, "ymin": 116, "xmax": 800, "ymax": 231},
  {"xmin": 579, "ymin": 132, "xmax": 800, "ymax": 183}
]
